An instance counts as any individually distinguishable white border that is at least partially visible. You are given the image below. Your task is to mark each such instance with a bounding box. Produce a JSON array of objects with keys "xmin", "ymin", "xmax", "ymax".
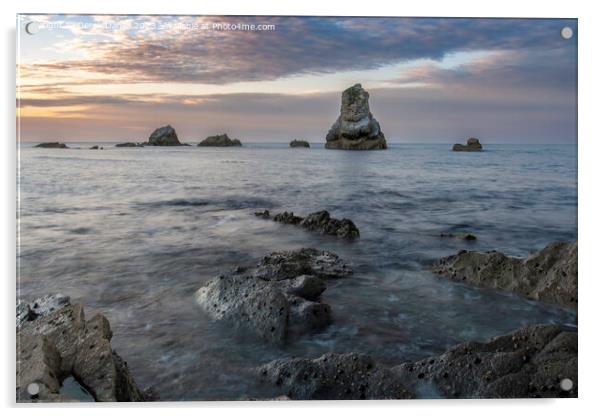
[{"xmin": 3, "ymin": 1, "xmax": 601, "ymax": 415}]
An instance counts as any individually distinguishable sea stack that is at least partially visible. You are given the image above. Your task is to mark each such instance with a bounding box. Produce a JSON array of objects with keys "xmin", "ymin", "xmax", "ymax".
[
  {"xmin": 325, "ymin": 84, "xmax": 387, "ymax": 150},
  {"xmin": 34, "ymin": 142, "xmax": 69, "ymax": 149},
  {"xmin": 198, "ymin": 134, "xmax": 242, "ymax": 147},
  {"xmin": 452, "ymin": 137, "xmax": 483, "ymax": 152},
  {"xmin": 147, "ymin": 125, "xmax": 182, "ymax": 146}
]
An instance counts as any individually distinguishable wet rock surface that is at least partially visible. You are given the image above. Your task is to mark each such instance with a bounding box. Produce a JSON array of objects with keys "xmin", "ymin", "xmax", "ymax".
[
  {"xmin": 16, "ymin": 295, "xmax": 153, "ymax": 402},
  {"xmin": 452, "ymin": 137, "xmax": 483, "ymax": 152},
  {"xmin": 325, "ymin": 84, "xmax": 387, "ymax": 150},
  {"xmin": 259, "ymin": 353, "xmax": 414, "ymax": 400},
  {"xmin": 196, "ymin": 248, "xmax": 352, "ymax": 345},
  {"xmin": 432, "ymin": 241, "xmax": 577, "ymax": 309},
  {"xmin": 147, "ymin": 125, "xmax": 182, "ymax": 146},
  {"xmin": 393, "ymin": 324, "xmax": 577, "ymax": 398},
  {"xmin": 259, "ymin": 324, "xmax": 576, "ymax": 399},
  {"xmin": 34, "ymin": 142, "xmax": 69, "ymax": 149},
  {"xmin": 255, "ymin": 210, "xmax": 360, "ymax": 239},
  {"xmin": 290, "ymin": 139, "xmax": 310, "ymax": 148},
  {"xmin": 198, "ymin": 134, "xmax": 242, "ymax": 147}
]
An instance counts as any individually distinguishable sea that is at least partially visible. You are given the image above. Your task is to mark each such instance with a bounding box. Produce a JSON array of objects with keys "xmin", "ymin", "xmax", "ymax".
[{"xmin": 17, "ymin": 142, "xmax": 578, "ymax": 400}]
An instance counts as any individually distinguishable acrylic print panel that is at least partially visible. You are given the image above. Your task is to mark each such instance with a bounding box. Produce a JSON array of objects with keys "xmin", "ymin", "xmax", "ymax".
[{"xmin": 16, "ymin": 14, "xmax": 577, "ymax": 402}]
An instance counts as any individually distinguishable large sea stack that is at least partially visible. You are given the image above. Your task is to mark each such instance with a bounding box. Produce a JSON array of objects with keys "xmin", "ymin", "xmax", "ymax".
[
  {"xmin": 325, "ymin": 84, "xmax": 387, "ymax": 150},
  {"xmin": 147, "ymin": 125, "xmax": 182, "ymax": 146}
]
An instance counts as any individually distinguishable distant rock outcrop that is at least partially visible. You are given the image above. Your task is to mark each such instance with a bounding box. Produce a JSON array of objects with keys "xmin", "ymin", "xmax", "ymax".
[
  {"xmin": 198, "ymin": 134, "xmax": 242, "ymax": 147},
  {"xmin": 196, "ymin": 248, "xmax": 352, "ymax": 345},
  {"xmin": 89, "ymin": 145, "xmax": 99, "ymax": 150},
  {"xmin": 16, "ymin": 294, "xmax": 153, "ymax": 402},
  {"xmin": 325, "ymin": 84, "xmax": 387, "ymax": 150},
  {"xmin": 147, "ymin": 125, "xmax": 182, "ymax": 146},
  {"xmin": 432, "ymin": 241, "xmax": 577, "ymax": 309},
  {"xmin": 115, "ymin": 142, "xmax": 144, "ymax": 148},
  {"xmin": 34, "ymin": 142, "xmax": 68, "ymax": 149},
  {"xmin": 452, "ymin": 138, "xmax": 483, "ymax": 151},
  {"xmin": 290, "ymin": 139, "xmax": 310, "ymax": 148},
  {"xmin": 255, "ymin": 210, "xmax": 360, "ymax": 239}
]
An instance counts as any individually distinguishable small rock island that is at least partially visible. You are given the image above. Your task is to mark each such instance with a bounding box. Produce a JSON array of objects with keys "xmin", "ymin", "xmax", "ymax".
[
  {"xmin": 198, "ymin": 134, "xmax": 242, "ymax": 147},
  {"xmin": 325, "ymin": 83, "xmax": 387, "ymax": 150},
  {"xmin": 452, "ymin": 137, "xmax": 483, "ymax": 151},
  {"xmin": 34, "ymin": 142, "xmax": 69, "ymax": 149},
  {"xmin": 290, "ymin": 139, "xmax": 310, "ymax": 148},
  {"xmin": 147, "ymin": 125, "xmax": 183, "ymax": 146}
]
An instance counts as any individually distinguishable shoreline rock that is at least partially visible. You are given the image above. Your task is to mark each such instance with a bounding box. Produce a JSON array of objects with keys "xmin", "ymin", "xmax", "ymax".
[
  {"xmin": 198, "ymin": 134, "xmax": 242, "ymax": 147},
  {"xmin": 34, "ymin": 142, "xmax": 69, "ymax": 149},
  {"xmin": 325, "ymin": 84, "xmax": 387, "ymax": 150},
  {"xmin": 440, "ymin": 232, "xmax": 477, "ymax": 241},
  {"xmin": 16, "ymin": 295, "xmax": 153, "ymax": 402},
  {"xmin": 259, "ymin": 324, "xmax": 577, "ymax": 399},
  {"xmin": 255, "ymin": 210, "xmax": 359, "ymax": 239},
  {"xmin": 290, "ymin": 139, "xmax": 310, "ymax": 148},
  {"xmin": 452, "ymin": 137, "xmax": 483, "ymax": 152},
  {"xmin": 147, "ymin": 125, "xmax": 182, "ymax": 146},
  {"xmin": 196, "ymin": 248, "xmax": 352, "ymax": 345},
  {"xmin": 432, "ymin": 241, "xmax": 577, "ymax": 309}
]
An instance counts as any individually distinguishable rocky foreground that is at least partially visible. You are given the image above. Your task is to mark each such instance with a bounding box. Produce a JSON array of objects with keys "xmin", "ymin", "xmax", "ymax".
[
  {"xmin": 432, "ymin": 241, "xmax": 577, "ymax": 309},
  {"xmin": 16, "ymin": 294, "xmax": 153, "ymax": 402},
  {"xmin": 325, "ymin": 84, "xmax": 387, "ymax": 150},
  {"xmin": 259, "ymin": 324, "xmax": 577, "ymax": 399},
  {"xmin": 255, "ymin": 209, "xmax": 360, "ymax": 239},
  {"xmin": 196, "ymin": 248, "xmax": 352, "ymax": 345}
]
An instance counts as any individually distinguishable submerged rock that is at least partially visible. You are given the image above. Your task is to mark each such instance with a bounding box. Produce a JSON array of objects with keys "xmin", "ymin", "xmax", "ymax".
[
  {"xmin": 393, "ymin": 324, "xmax": 577, "ymax": 399},
  {"xmin": 255, "ymin": 210, "xmax": 360, "ymax": 239},
  {"xmin": 452, "ymin": 137, "xmax": 483, "ymax": 152},
  {"xmin": 16, "ymin": 295, "xmax": 153, "ymax": 402},
  {"xmin": 325, "ymin": 84, "xmax": 387, "ymax": 150},
  {"xmin": 34, "ymin": 142, "xmax": 68, "ymax": 149},
  {"xmin": 432, "ymin": 241, "xmax": 577, "ymax": 309},
  {"xmin": 259, "ymin": 324, "xmax": 577, "ymax": 399},
  {"xmin": 196, "ymin": 248, "xmax": 352, "ymax": 345},
  {"xmin": 198, "ymin": 134, "xmax": 242, "ymax": 147},
  {"xmin": 300, "ymin": 210, "xmax": 360, "ymax": 239},
  {"xmin": 147, "ymin": 125, "xmax": 182, "ymax": 146},
  {"xmin": 440, "ymin": 232, "xmax": 477, "ymax": 241},
  {"xmin": 259, "ymin": 353, "xmax": 414, "ymax": 400},
  {"xmin": 290, "ymin": 139, "xmax": 310, "ymax": 148}
]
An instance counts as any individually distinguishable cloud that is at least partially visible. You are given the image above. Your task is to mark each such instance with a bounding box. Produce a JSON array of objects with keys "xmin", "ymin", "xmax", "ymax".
[{"xmin": 19, "ymin": 16, "xmax": 576, "ymax": 85}]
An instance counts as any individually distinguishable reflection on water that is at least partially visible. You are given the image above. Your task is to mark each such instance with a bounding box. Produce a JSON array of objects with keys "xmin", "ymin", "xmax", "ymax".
[{"xmin": 18, "ymin": 142, "xmax": 577, "ymax": 400}]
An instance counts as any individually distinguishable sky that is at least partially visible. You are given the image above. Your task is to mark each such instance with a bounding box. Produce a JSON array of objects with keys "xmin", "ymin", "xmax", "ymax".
[{"xmin": 17, "ymin": 15, "xmax": 577, "ymax": 143}]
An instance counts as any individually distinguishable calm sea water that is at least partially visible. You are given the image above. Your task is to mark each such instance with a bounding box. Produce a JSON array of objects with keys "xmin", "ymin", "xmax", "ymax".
[{"xmin": 17, "ymin": 142, "xmax": 577, "ymax": 400}]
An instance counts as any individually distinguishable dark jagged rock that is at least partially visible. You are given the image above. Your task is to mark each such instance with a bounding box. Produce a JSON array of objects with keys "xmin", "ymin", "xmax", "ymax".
[
  {"xmin": 259, "ymin": 353, "xmax": 414, "ymax": 400},
  {"xmin": 274, "ymin": 211, "xmax": 303, "ymax": 225},
  {"xmin": 89, "ymin": 145, "xmax": 99, "ymax": 150},
  {"xmin": 34, "ymin": 142, "xmax": 68, "ymax": 149},
  {"xmin": 290, "ymin": 139, "xmax": 310, "ymax": 148},
  {"xmin": 452, "ymin": 137, "xmax": 483, "ymax": 152},
  {"xmin": 325, "ymin": 84, "xmax": 387, "ymax": 150},
  {"xmin": 198, "ymin": 134, "xmax": 242, "ymax": 147},
  {"xmin": 300, "ymin": 210, "xmax": 360, "ymax": 239},
  {"xmin": 252, "ymin": 248, "xmax": 353, "ymax": 281},
  {"xmin": 147, "ymin": 125, "xmax": 182, "ymax": 146},
  {"xmin": 196, "ymin": 248, "xmax": 352, "ymax": 345},
  {"xmin": 255, "ymin": 210, "xmax": 360, "ymax": 239},
  {"xmin": 432, "ymin": 241, "xmax": 577, "ymax": 309},
  {"xmin": 259, "ymin": 324, "xmax": 576, "ymax": 399},
  {"xmin": 16, "ymin": 295, "xmax": 153, "ymax": 402},
  {"xmin": 115, "ymin": 142, "xmax": 144, "ymax": 148},
  {"xmin": 393, "ymin": 324, "xmax": 577, "ymax": 399}
]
